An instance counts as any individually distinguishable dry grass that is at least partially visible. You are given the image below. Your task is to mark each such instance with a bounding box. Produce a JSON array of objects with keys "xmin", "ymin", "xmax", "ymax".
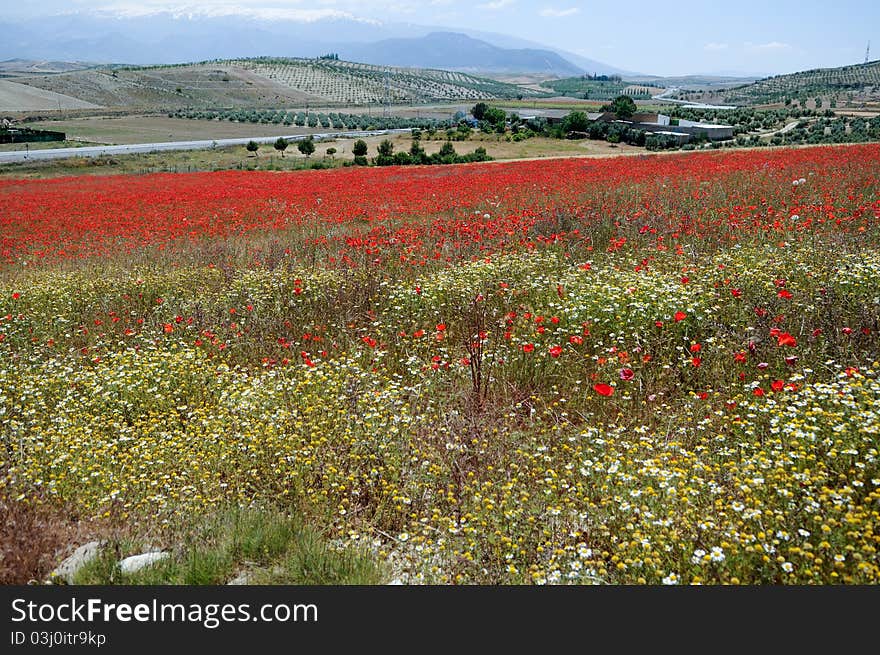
[{"xmin": 0, "ymin": 487, "xmax": 80, "ymax": 584}]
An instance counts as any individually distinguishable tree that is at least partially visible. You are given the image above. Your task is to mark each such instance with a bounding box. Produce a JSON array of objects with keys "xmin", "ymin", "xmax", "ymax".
[
  {"xmin": 610, "ymin": 95, "xmax": 637, "ymax": 120},
  {"xmin": 297, "ymin": 136, "xmax": 315, "ymax": 158},
  {"xmin": 326, "ymin": 147, "xmax": 337, "ymax": 158},
  {"xmin": 409, "ymin": 139, "xmax": 427, "ymax": 164},
  {"xmin": 471, "ymin": 102, "xmax": 489, "ymax": 121},
  {"xmin": 437, "ymin": 141, "xmax": 458, "ymax": 164},
  {"xmin": 377, "ymin": 139, "xmax": 394, "ymax": 157},
  {"xmin": 352, "ymin": 139, "xmax": 368, "ymax": 157},
  {"xmin": 484, "ymin": 106, "xmax": 507, "ymax": 129},
  {"xmin": 245, "ymin": 140, "xmax": 259, "ymax": 157},
  {"xmin": 562, "ymin": 110, "xmax": 590, "ymax": 134},
  {"xmin": 273, "ymin": 137, "xmax": 288, "ymax": 157},
  {"xmin": 374, "ymin": 138, "xmax": 396, "ymax": 166}
]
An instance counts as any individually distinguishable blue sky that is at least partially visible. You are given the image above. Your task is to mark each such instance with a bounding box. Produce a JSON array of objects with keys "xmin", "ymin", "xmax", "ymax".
[{"xmin": 10, "ymin": 0, "xmax": 879, "ymax": 76}]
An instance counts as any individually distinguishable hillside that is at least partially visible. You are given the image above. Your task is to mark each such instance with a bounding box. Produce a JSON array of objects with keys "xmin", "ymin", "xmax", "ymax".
[
  {"xmin": 10, "ymin": 58, "xmax": 544, "ymax": 112},
  {"xmin": 540, "ymin": 76, "xmax": 663, "ymax": 100},
  {"xmin": 0, "ymin": 59, "xmax": 97, "ymax": 78},
  {"xmin": 234, "ymin": 57, "xmax": 547, "ymax": 104},
  {"xmin": 701, "ymin": 60, "xmax": 880, "ymax": 106},
  {"xmin": 340, "ymin": 32, "xmax": 583, "ymax": 77}
]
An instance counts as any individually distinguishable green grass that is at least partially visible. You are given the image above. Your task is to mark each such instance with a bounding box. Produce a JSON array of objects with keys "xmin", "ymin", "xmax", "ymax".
[{"xmin": 71, "ymin": 507, "xmax": 386, "ymax": 585}]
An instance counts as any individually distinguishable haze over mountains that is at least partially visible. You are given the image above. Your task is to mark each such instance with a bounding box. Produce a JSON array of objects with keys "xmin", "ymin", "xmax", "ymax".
[{"xmin": 0, "ymin": 11, "xmax": 628, "ymax": 77}]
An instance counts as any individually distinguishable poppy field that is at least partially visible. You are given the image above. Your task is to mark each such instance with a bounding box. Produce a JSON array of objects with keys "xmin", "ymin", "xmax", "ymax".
[{"xmin": 2, "ymin": 144, "xmax": 879, "ymax": 584}]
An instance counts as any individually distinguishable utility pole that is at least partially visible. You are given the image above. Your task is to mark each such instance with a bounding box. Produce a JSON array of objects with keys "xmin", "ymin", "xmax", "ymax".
[{"xmin": 866, "ymin": 41, "xmax": 871, "ymax": 64}]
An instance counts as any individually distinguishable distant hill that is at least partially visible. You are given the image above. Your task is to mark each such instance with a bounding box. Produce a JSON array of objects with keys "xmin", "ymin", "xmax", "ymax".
[
  {"xmin": 540, "ymin": 75, "xmax": 666, "ymax": 101},
  {"xmin": 623, "ymin": 74, "xmax": 759, "ymax": 89},
  {"xmin": 716, "ymin": 60, "xmax": 880, "ymax": 105},
  {"xmin": 0, "ymin": 59, "xmax": 97, "ymax": 77},
  {"xmin": 9, "ymin": 57, "xmax": 546, "ymax": 111},
  {"xmin": 0, "ymin": 13, "xmax": 596, "ymax": 79},
  {"xmin": 340, "ymin": 32, "xmax": 583, "ymax": 77}
]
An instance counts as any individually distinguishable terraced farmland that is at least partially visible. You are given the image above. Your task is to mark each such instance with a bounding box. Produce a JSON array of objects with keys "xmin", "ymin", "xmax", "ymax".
[
  {"xmin": 235, "ymin": 57, "xmax": 546, "ymax": 104},
  {"xmin": 721, "ymin": 60, "xmax": 880, "ymax": 105}
]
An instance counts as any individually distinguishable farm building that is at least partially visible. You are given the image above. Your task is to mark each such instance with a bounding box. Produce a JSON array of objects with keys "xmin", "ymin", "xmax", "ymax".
[
  {"xmin": 622, "ymin": 114, "xmax": 734, "ymax": 141},
  {"xmin": 509, "ymin": 108, "xmax": 570, "ymax": 124},
  {"xmin": 0, "ymin": 126, "xmax": 66, "ymax": 144},
  {"xmin": 650, "ymin": 130, "xmax": 691, "ymax": 146}
]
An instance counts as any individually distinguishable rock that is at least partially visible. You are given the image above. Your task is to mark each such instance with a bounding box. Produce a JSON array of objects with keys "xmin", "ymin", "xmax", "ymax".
[
  {"xmin": 119, "ymin": 551, "xmax": 170, "ymax": 574},
  {"xmin": 50, "ymin": 541, "xmax": 104, "ymax": 584},
  {"xmin": 227, "ymin": 571, "xmax": 253, "ymax": 585}
]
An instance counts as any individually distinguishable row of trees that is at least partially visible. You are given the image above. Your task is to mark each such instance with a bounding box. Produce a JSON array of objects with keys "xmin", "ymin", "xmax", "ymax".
[
  {"xmin": 246, "ymin": 137, "xmax": 319, "ymax": 157},
  {"xmin": 244, "ymin": 135, "xmax": 491, "ymax": 166},
  {"xmin": 368, "ymin": 137, "xmax": 490, "ymax": 167}
]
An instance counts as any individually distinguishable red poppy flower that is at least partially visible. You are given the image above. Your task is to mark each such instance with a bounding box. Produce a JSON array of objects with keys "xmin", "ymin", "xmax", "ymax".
[
  {"xmin": 770, "ymin": 379, "xmax": 785, "ymax": 392},
  {"xmin": 619, "ymin": 368, "xmax": 634, "ymax": 381},
  {"xmin": 593, "ymin": 383, "xmax": 614, "ymax": 396},
  {"xmin": 674, "ymin": 311, "xmax": 686, "ymax": 322},
  {"xmin": 777, "ymin": 332, "xmax": 797, "ymax": 347},
  {"xmin": 522, "ymin": 343, "xmax": 535, "ymax": 353},
  {"xmin": 569, "ymin": 335, "xmax": 583, "ymax": 345},
  {"xmin": 753, "ymin": 387, "xmax": 765, "ymax": 397},
  {"xmin": 549, "ymin": 345, "xmax": 563, "ymax": 358},
  {"xmin": 778, "ymin": 289, "xmax": 793, "ymax": 299}
]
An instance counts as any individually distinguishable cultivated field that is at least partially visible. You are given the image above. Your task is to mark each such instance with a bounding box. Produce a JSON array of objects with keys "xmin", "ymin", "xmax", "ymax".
[
  {"xmin": 235, "ymin": 58, "xmax": 546, "ymax": 104},
  {"xmin": 9, "ymin": 58, "xmax": 543, "ymax": 114},
  {"xmin": 1, "ymin": 145, "xmax": 879, "ymax": 585},
  {"xmin": 24, "ymin": 115, "xmax": 328, "ymax": 145},
  {"xmin": 678, "ymin": 60, "xmax": 880, "ymax": 107},
  {"xmin": 0, "ymin": 79, "xmax": 101, "ymax": 112}
]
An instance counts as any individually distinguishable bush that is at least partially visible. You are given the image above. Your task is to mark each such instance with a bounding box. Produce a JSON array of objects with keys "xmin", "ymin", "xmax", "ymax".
[{"xmin": 352, "ymin": 140, "xmax": 368, "ymax": 157}]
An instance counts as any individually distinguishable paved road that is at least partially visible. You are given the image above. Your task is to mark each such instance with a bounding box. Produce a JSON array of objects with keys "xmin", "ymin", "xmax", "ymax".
[
  {"xmin": 0, "ymin": 129, "xmax": 410, "ymax": 164},
  {"xmin": 651, "ymin": 88, "xmax": 737, "ymax": 110}
]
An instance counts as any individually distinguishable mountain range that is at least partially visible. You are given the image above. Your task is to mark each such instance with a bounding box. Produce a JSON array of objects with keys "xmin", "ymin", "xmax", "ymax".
[{"xmin": 0, "ymin": 11, "xmax": 628, "ymax": 77}]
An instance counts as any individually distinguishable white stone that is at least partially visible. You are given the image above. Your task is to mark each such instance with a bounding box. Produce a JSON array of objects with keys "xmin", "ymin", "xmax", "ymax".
[
  {"xmin": 50, "ymin": 541, "xmax": 103, "ymax": 583},
  {"xmin": 227, "ymin": 571, "xmax": 253, "ymax": 585},
  {"xmin": 119, "ymin": 551, "xmax": 170, "ymax": 574}
]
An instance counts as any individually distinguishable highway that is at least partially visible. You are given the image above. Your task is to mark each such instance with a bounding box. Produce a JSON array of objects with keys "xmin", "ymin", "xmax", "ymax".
[{"xmin": 0, "ymin": 129, "xmax": 409, "ymax": 164}]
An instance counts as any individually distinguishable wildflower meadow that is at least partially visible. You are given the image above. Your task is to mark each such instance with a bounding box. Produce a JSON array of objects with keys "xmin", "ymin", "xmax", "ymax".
[{"xmin": 1, "ymin": 144, "xmax": 878, "ymax": 584}]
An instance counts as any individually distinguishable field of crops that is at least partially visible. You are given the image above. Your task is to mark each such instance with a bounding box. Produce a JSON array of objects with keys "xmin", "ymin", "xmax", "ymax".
[
  {"xmin": 236, "ymin": 57, "xmax": 545, "ymax": 104},
  {"xmin": 2, "ymin": 144, "xmax": 879, "ymax": 584}
]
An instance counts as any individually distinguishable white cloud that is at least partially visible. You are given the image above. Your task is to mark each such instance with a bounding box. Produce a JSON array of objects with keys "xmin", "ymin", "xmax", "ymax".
[
  {"xmin": 704, "ymin": 42, "xmax": 728, "ymax": 51},
  {"xmin": 539, "ymin": 7, "xmax": 579, "ymax": 18},
  {"xmin": 478, "ymin": 0, "xmax": 514, "ymax": 9}
]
